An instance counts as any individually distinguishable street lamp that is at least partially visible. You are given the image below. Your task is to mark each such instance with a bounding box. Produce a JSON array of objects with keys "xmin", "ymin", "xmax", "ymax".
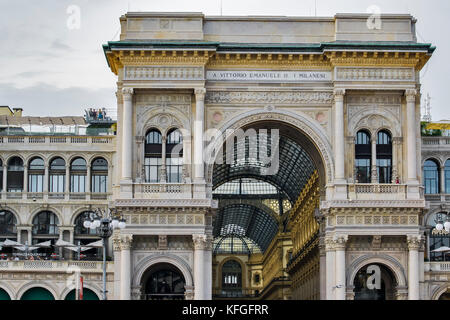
[
  {"xmin": 434, "ymin": 212, "xmax": 450, "ymax": 233},
  {"xmin": 83, "ymin": 207, "xmax": 126, "ymax": 300}
]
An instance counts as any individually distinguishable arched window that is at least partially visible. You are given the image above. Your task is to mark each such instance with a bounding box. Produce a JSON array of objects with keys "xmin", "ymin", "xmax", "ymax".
[
  {"xmin": 424, "ymin": 159, "xmax": 439, "ymax": 194},
  {"xmin": 144, "ymin": 129, "xmax": 162, "ymax": 183},
  {"xmin": 91, "ymin": 158, "xmax": 108, "ymax": 193},
  {"xmin": 7, "ymin": 157, "xmax": 24, "ymax": 192},
  {"xmin": 28, "ymin": 157, "xmax": 44, "ymax": 193},
  {"xmin": 0, "ymin": 210, "xmax": 17, "ymax": 255},
  {"xmin": 222, "ymin": 260, "xmax": 243, "ymax": 297},
  {"xmin": 49, "ymin": 157, "xmax": 65, "ymax": 193},
  {"xmin": 0, "ymin": 210, "xmax": 17, "ymax": 236},
  {"xmin": 355, "ymin": 130, "xmax": 371, "ymax": 183},
  {"xmin": 74, "ymin": 211, "xmax": 101, "ymax": 260},
  {"xmin": 445, "ymin": 159, "xmax": 450, "ymax": 194},
  {"xmin": 376, "ymin": 130, "xmax": 392, "ymax": 183},
  {"xmin": 32, "ymin": 211, "xmax": 59, "ymax": 235},
  {"xmin": 166, "ymin": 129, "xmax": 183, "ymax": 183},
  {"xmin": 70, "ymin": 158, "xmax": 86, "ymax": 193},
  {"xmin": 32, "ymin": 211, "xmax": 59, "ymax": 256},
  {"xmin": 74, "ymin": 212, "xmax": 97, "ymax": 235}
]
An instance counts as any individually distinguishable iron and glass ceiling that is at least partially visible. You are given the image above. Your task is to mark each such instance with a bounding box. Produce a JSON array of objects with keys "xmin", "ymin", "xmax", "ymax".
[{"xmin": 212, "ymin": 133, "xmax": 316, "ymax": 253}]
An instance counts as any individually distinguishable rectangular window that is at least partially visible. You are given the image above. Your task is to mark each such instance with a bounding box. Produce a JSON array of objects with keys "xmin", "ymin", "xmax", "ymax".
[
  {"xmin": 71, "ymin": 174, "xmax": 86, "ymax": 193},
  {"xmin": 377, "ymin": 158, "xmax": 392, "ymax": 184},
  {"xmin": 445, "ymin": 168, "xmax": 450, "ymax": 194},
  {"xmin": 28, "ymin": 174, "xmax": 44, "ymax": 192},
  {"xmin": 355, "ymin": 158, "xmax": 371, "ymax": 183},
  {"xmin": 166, "ymin": 157, "xmax": 183, "ymax": 183},
  {"xmin": 145, "ymin": 157, "xmax": 162, "ymax": 183},
  {"xmin": 91, "ymin": 175, "xmax": 107, "ymax": 193},
  {"xmin": 49, "ymin": 175, "xmax": 65, "ymax": 193},
  {"xmin": 424, "ymin": 169, "xmax": 439, "ymax": 194}
]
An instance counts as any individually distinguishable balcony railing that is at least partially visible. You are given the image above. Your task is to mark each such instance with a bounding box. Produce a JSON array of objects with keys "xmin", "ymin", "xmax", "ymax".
[
  {"xmin": 0, "ymin": 135, "xmax": 115, "ymax": 145},
  {"xmin": 347, "ymin": 183, "xmax": 415, "ymax": 200},
  {"xmin": 134, "ymin": 183, "xmax": 192, "ymax": 199},
  {"xmin": 422, "ymin": 136, "xmax": 450, "ymax": 146},
  {"xmin": 212, "ymin": 289, "xmax": 260, "ymax": 299},
  {"xmin": 425, "ymin": 261, "xmax": 450, "ymax": 272},
  {"xmin": 0, "ymin": 260, "xmax": 114, "ymax": 273},
  {"xmin": 0, "ymin": 191, "xmax": 111, "ymax": 201}
]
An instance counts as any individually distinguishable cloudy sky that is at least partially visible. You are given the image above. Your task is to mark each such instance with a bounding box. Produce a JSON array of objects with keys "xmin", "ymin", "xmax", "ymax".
[{"xmin": 0, "ymin": 0, "xmax": 448, "ymax": 120}]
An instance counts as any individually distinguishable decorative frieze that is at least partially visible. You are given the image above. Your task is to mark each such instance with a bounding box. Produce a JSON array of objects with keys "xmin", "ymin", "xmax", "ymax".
[
  {"xmin": 135, "ymin": 93, "xmax": 192, "ymax": 105},
  {"xmin": 335, "ymin": 67, "xmax": 415, "ymax": 81},
  {"xmin": 124, "ymin": 66, "xmax": 204, "ymax": 81},
  {"xmin": 205, "ymin": 91, "xmax": 333, "ymax": 105},
  {"xmin": 329, "ymin": 214, "xmax": 419, "ymax": 227},
  {"xmin": 123, "ymin": 213, "xmax": 206, "ymax": 226}
]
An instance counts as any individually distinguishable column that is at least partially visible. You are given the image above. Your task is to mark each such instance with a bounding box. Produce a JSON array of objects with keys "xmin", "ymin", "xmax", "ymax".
[
  {"xmin": 112, "ymin": 234, "xmax": 122, "ymax": 300},
  {"xmin": 2, "ymin": 165, "xmax": 6, "ymax": 193},
  {"xmin": 371, "ymin": 136, "xmax": 378, "ymax": 183},
  {"xmin": 65, "ymin": 165, "xmax": 70, "ymax": 194},
  {"xmin": 23, "ymin": 166, "xmax": 28, "ymax": 199},
  {"xmin": 325, "ymin": 237, "xmax": 336, "ymax": 300},
  {"xmin": 319, "ymin": 238, "xmax": 327, "ymax": 300},
  {"xmin": 392, "ymin": 137, "xmax": 401, "ymax": 183},
  {"xmin": 120, "ymin": 234, "xmax": 133, "ymax": 300},
  {"xmin": 407, "ymin": 235, "xmax": 422, "ymax": 300},
  {"xmin": 161, "ymin": 136, "xmax": 167, "ymax": 183},
  {"xmin": 122, "ymin": 88, "xmax": 134, "ymax": 181},
  {"xmin": 193, "ymin": 88, "xmax": 206, "ymax": 182},
  {"xmin": 333, "ymin": 89, "xmax": 346, "ymax": 183},
  {"xmin": 439, "ymin": 166, "xmax": 445, "ymax": 194},
  {"xmin": 334, "ymin": 235, "xmax": 348, "ymax": 300},
  {"xmin": 43, "ymin": 164, "xmax": 49, "ymax": 192},
  {"xmin": 86, "ymin": 164, "xmax": 91, "ymax": 200},
  {"xmin": 406, "ymin": 89, "xmax": 418, "ymax": 183},
  {"xmin": 193, "ymin": 234, "xmax": 212, "ymax": 300}
]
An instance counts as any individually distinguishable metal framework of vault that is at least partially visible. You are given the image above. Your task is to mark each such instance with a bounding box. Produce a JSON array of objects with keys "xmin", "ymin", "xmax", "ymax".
[{"xmin": 212, "ymin": 130, "xmax": 317, "ymax": 253}]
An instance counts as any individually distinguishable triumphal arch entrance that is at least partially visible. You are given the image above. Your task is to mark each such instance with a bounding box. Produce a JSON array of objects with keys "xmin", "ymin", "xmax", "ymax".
[{"xmin": 103, "ymin": 12, "xmax": 434, "ymax": 300}]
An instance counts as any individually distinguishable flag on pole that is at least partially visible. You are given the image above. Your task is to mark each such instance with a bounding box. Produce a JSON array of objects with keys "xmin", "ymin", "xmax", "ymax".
[{"xmin": 79, "ymin": 276, "xmax": 84, "ymax": 300}]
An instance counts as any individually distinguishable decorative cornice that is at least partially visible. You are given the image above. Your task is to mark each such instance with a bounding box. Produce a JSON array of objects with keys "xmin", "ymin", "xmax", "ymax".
[{"xmin": 114, "ymin": 198, "xmax": 217, "ymax": 208}]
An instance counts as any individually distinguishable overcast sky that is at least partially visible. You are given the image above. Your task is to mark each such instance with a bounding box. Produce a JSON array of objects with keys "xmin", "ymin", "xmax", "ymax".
[{"xmin": 0, "ymin": 0, "xmax": 448, "ymax": 120}]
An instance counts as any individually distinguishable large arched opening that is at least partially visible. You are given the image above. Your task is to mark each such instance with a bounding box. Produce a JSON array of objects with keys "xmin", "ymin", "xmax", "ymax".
[
  {"xmin": 140, "ymin": 263, "xmax": 186, "ymax": 300},
  {"xmin": 20, "ymin": 287, "xmax": 55, "ymax": 300},
  {"xmin": 209, "ymin": 116, "xmax": 329, "ymax": 300},
  {"xmin": 352, "ymin": 263, "xmax": 398, "ymax": 300}
]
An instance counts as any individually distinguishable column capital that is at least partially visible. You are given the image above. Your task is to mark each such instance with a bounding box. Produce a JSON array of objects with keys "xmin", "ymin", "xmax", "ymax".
[
  {"xmin": 122, "ymin": 87, "xmax": 134, "ymax": 100},
  {"xmin": 192, "ymin": 234, "xmax": 213, "ymax": 250},
  {"xmin": 112, "ymin": 235, "xmax": 122, "ymax": 252},
  {"xmin": 194, "ymin": 88, "xmax": 206, "ymax": 101},
  {"xmin": 325, "ymin": 235, "xmax": 348, "ymax": 251},
  {"xmin": 407, "ymin": 234, "xmax": 424, "ymax": 250},
  {"xmin": 405, "ymin": 89, "xmax": 417, "ymax": 102},
  {"xmin": 333, "ymin": 88, "xmax": 346, "ymax": 98},
  {"xmin": 120, "ymin": 234, "xmax": 133, "ymax": 250}
]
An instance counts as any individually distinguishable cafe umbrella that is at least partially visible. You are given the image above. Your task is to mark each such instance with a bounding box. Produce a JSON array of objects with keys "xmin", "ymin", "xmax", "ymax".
[
  {"xmin": 2, "ymin": 239, "xmax": 52, "ymax": 258},
  {"xmin": 54, "ymin": 239, "xmax": 104, "ymax": 260}
]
